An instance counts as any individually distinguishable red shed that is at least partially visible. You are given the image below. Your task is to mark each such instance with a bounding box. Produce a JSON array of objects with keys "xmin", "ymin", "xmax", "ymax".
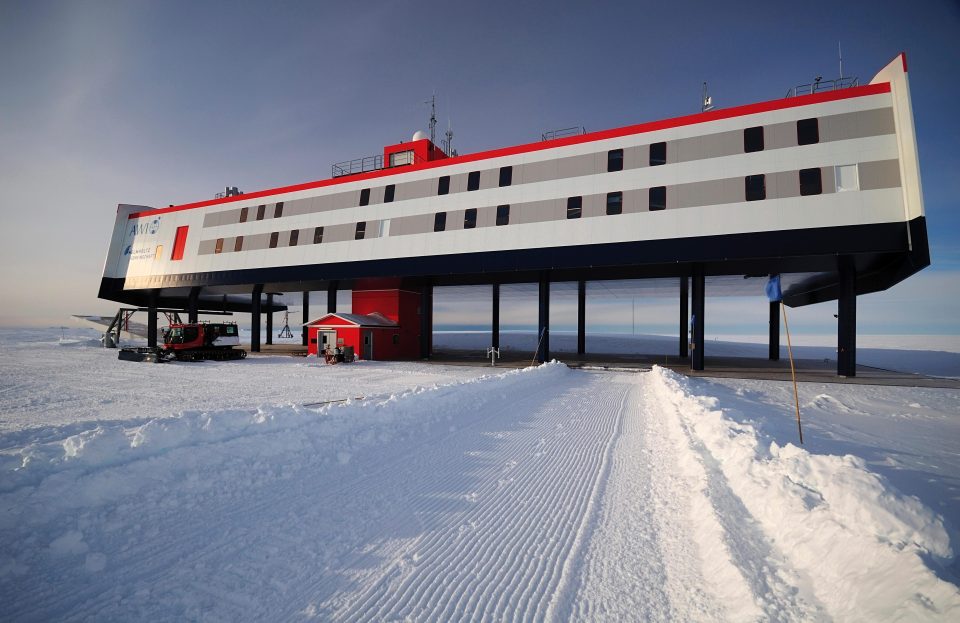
[{"xmin": 304, "ymin": 312, "xmax": 417, "ymax": 360}]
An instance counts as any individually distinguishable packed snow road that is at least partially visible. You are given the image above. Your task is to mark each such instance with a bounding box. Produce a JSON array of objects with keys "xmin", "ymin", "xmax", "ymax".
[{"xmin": 1, "ymin": 354, "xmax": 958, "ymax": 620}]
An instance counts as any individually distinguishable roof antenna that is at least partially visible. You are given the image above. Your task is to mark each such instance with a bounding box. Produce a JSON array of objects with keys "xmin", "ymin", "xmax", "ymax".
[
  {"xmin": 838, "ymin": 40, "xmax": 844, "ymax": 80},
  {"xmin": 701, "ymin": 81, "xmax": 714, "ymax": 112},
  {"xmin": 426, "ymin": 92, "xmax": 438, "ymax": 144}
]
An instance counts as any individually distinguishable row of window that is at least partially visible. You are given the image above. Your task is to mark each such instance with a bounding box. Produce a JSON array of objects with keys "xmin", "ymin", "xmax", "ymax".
[
  {"xmin": 214, "ymin": 160, "xmax": 837, "ymax": 253},
  {"xmin": 227, "ymin": 119, "xmax": 822, "ymax": 226}
]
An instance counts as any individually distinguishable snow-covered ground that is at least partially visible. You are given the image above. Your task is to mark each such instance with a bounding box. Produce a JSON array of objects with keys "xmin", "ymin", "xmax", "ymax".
[{"xmin": 1, "ymin": 327, "xmax": 958, "ymax": 621}]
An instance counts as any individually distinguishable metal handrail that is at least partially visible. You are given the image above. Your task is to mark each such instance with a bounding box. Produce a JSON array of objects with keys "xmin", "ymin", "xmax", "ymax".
[
  {"xmin": 785, "ymin": 76, "xmax": 859, "ymax": 98},
  {"xmin": 542, "ymin": 126, "xmax": 586, "ymax": 141},
  {"xmin": 332, "ymin": 154, "xmax": 384, "ymax": 178}
]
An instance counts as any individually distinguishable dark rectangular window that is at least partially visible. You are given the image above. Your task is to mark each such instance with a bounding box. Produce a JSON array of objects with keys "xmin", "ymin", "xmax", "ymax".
[
  {"xmin": 797, "ymin": 118, "xmax": 819, "ymax": 146},
  {"xmin": 274, "ymin": 202, "xmax": 284, "ymax": 218},
  {"xmin": 359, "ymin": 188, "xmax": 370, "ymax": 206},
  {"xmin": 649, "ymin": 186, "xmax": 666, "ymax": 211},
  {"xmin": 606, "ymin": 191, "xmax": 623, "ymax": 215},
  {"xmin": 744, "ymin": 126, "xmax": 764, "ymax": 152},
  {"xmin": 567, "ymin": 196, "xmax": 582, "ymax": 219},
  {"xmin": 608, "ymin": 149, "xmax": 624, "ymax": 172},
  {"xmin": 464, "ymin": 208, "xmax": 477, "ymax": 229},
  {"xmin": 498, "ymin": 166, "xmax": 512, "ymax": 187},
  {"xmin": 355, "ymin": 222, "xmax": 366, "ymax": 239},
  {"xmin": 256, "ymin": 204, "xmax": 266, "ymax": 220},
  {"xmin": 313, "ymin": 226, "xmax": 324, "ymax": 244},
  {"xmin": 383, "ymin": 184, "xmax": 395, "ymax": 203},
  {"xmin": 269, "ymin": 232, "xmax": 279, "ymax": 248},
  {"xmin": 467, "ymin": 171, "xmax": 480, "ymax": 191},
  {"xmin": 434, "ymin": 212, "xmax": 446, "ymax": 232},
  {"xmin": 234, "ymin": 236, "xmax": 243, "ymax": 252},
  {"xmin": 438, "ymin": 175, "xmax": 450, "ymax": 195},
  {"xmin": 496, "ymin": 204, "xmax": 510, "ymax": 226},
  {"xmin": 289, "ymin": 229, "xmax": 299, "ymax": 246},
  {"xmin": 650, "ymin": 142, "xmax": 666, "ymax": 166},
  {"xmin": 239, "ymin": 207, "xmax": 248, "ymax": 223},
  {"xmin": 799, "ymin": 168, "xmax": 823, "ymax": 196},
  {"xmin": 215, "ymin": 238, "xmax": 224, "ymax": 254},
  {"xmin": 745, "ymin": 174, "xmax": 766, "ymax": 201}
]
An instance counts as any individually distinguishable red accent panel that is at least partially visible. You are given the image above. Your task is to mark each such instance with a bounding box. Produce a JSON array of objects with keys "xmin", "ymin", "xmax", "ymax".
[
  {"xmin": 129, "ymin": 82, "xmax": 892, "ymax": 220},
  {"xmin": 900, "ymin": 52, "xmax": 908, "ymax": 72},
  {"xmin": 171, "ymin": 226, "xmax": 188, "ymax": 261}
]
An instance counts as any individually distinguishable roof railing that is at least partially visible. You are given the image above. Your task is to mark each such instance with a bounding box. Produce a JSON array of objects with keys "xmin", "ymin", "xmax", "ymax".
[
  {"xmin": 785, "ymin": 76, "xmax": 859, "ymax": 98},
  {"xmin": 542, "ymin": 126, "xmax": 586, "ymax": 141},
  {"xmin": 332, "ymin": 154, "xmax": 384, "ymax": 178}
]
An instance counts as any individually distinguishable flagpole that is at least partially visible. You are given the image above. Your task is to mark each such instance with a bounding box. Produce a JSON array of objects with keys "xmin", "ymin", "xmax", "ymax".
[{"xmin": 781, "ymin": 301, "xmax": 803, "ymax": 444}]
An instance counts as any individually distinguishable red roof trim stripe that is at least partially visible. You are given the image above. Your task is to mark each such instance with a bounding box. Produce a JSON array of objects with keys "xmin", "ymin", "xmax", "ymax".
[{"xmin": 130, "ymin": 82, "xmax": 892, "ymax": 220}]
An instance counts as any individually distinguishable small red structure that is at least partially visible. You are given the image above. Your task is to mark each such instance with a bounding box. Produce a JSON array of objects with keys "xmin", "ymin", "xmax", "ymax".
[{"xmin": 304, "ymin": 280, "xmax": 423, "ymax": 360}]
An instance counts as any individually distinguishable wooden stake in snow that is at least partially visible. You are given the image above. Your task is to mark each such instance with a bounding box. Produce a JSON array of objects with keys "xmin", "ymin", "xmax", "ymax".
[{"xmin": 781, "ymin": 302, "xmax": 803, "ymax": 445}]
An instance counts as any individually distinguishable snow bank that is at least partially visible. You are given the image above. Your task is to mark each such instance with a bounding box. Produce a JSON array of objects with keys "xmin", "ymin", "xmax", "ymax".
[
  {"xmin": 1, "ymin": 362, "xmax": 570, "ymax": 529},
  {"xmin": 649, "ymin": 366, "xmax": 960, "ymax": 621}
]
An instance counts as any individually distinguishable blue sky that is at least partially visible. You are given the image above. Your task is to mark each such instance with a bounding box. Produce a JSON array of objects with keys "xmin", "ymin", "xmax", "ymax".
[{"xmin": 0, "ymin": 0, "xmax": 957, "ymax": 336}]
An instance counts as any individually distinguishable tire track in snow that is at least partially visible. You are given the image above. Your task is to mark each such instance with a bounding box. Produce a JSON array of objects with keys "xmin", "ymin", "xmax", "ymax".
[{"xmin": 322, "ymin": 370, "xmax": 628, "ymax": 621}]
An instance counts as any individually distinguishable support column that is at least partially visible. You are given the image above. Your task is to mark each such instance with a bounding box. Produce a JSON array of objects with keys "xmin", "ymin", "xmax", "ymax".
[
  {"xmin": 301, "ymin": 291, "xmax": 310, "ymax": 346},
  {"xmin": 251, "ymin": 284, "xmax": 263, "ymax": 353},
  {"xmin": 147, "ymin": 289, "xmax": 159, "ymax": 348},
  {"xmin": 265, "ymin": 294, "xmax": 274, "ymax": 345},
  {"xmin": 769, "ymin": 300, "xmax": 780, "ymax": 361},
  {"xmin": 187, "ymin": 286, "xmax": 201, "ymax": 324},
  {"xmin": 691, "ymin": 265, "xmax": 705, "ymax": 371},
  {"xmin": 577, "ymin": 279, "xmax": 586, "ymax": 356},
  {"xmin": 537, "ymin": 272, "xmax": 550, "ymax": 363},
  {"xmin": 679, "ymin": 276, "xmax": 689, "ymax": 358},
  {"xmin": 837, "ymin": 256, "xmax": 857, "ymax": 377},
  {"xmin": 327, "ymin": 280, "xmax": 338, "ymax": 313},
  {"xmin": 492, "ymin": 283, "xmax": 500, "ymax": 349},
  {"xmin": 420, "ymin": 280, "xmax": 433, "ymax": 359}
]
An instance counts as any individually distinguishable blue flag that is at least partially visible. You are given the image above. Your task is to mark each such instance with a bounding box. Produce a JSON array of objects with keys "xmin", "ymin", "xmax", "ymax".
[{"xmin": 765, "ymin": 274, "xmax": 782, "ymax": 302}]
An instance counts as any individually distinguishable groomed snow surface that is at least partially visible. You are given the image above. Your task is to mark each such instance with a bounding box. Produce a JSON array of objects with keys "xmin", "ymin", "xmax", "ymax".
[{"xmin": 1, "ymin": 329, "xmax": 959, "ymax": 621}]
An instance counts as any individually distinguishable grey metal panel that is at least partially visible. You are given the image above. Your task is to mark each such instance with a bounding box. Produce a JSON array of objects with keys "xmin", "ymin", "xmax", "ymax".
[
  {"xmin": 665, "ymin": 185, "xmax": 678, "ymax": 210},
  {"xmin": 558, "ymin": 153, "xmax": 596, "ymax": 180},
  {"xmin": 244, "ymin": 233, "xmax": 271, "ymax": 251},
  {"xmin": 449, "ymin": 173, "xmax": 468, "ymax": 194},
  {"xmin": 664, "ymin": 140, "xmax": 678, "ymax": 165},
  {"xmin": 197, "ymin": 239, "xmax": 217, "ymax": 255},
  {"xmin": 623, "ymin": 145, "xmax": 647, "ymax": 169},
  {"xmin": 479, "ymin": 168, "xmax": 498, "ymax": 191},
  {"xmin": 765, "ymin": 121, "xmax": 797, "ymax": 151},
  {"xmin": 397, "ymin": 178, "xmax": 434, "ymax": 202},
  {"xmin": 582, "ymin": 194, "xmax": 605, "ymax": 218},
  {"xmin": 447, "ymin": 209, "xmax": 465, "ymax": 231},
  {"xmin": 770, "ymin": 170, "xmax": 800, "ymax": 199},
  {"xmin": 820, "ymin": 107, "xmax": 895, "ymax": 142},
  {"xmin": 623, "ymin": 189, "xmax": 645, "ymax": 214},
  {"xmin": 392, "ymin": 213, "xmax": 434, "ymax": 236},
  {"xmin": 859, "ymin": 159, "xmax": 901, "ymax": 191},
  {"xmin": 821, "ymin": 165, "xmax": 837, "ymax": 193},
  {"xmin": 522, "ymin": 159, "xmax": 559, "ymax": 184},
  {"xmin": 515, "ymin": 199, "xmax": 560, "ymax": 225},
  {"xmin": 476, "ymin": 205, "xmax": 497, "ymax": 228},
  {"xmin": 323, "ymin": 223, "xmax": 355, "ymax": 243},
  {"xmin": 202, "ymin": 212, "xmax": 219, "ymax": 228}
]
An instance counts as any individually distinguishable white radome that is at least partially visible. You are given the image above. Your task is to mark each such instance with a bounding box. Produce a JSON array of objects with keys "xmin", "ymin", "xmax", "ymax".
[{"xmin": 412, "ymin": 130, "xmax": 428, "ymax": 141}]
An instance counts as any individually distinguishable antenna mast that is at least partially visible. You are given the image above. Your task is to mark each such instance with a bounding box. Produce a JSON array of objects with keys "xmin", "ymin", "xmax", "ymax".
[
  {"xmin": 701, "ymin": 82, "xmax": 714, "ymax": 112},
  {"xmin": 838, "ymin": 41, "xmax": 843, "ymax": 80},
  {"xmin": 428, "ymin": 93, "xmax": 438, "ymax": 144}
]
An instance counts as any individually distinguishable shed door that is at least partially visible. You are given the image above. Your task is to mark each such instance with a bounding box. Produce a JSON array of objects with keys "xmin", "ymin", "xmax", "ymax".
[
  {"xmin": 320, "ymin": 331, "xmax": 336, "ymax": 353},
  {"xmin": 362, "ymin": 331, "xmax": 373, "ymax": 360}
]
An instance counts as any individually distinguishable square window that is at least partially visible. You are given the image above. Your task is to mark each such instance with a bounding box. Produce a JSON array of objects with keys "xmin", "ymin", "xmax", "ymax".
[
  {"xmin": 797, "ymin": 118, "xmax": 819, "ymax": 146},
  {"xmin": 835, "ymin": 164, "xmax": 859, "ymax": 192},
  {"xmin": 289, "ymin": 229, "xmax": 299, "ymax": 246},
  {"xmin": 744, "ymin": 126, "xmax": 764, "ymax": 153},
  {"xmin": 384, "ymin": 184, "xmax": 395, "ymax": 203},
  {"xmin": 239, "ymin": 207, "xmax": 248, "ymax": 223},
  {"xmin": 745, "ymin": 175, "xmax": 766, "ymax": 201},
  {"xmin": 269, "ymin": 231, "xmax": 279, "ymax": 248},
  {"xmin": 608, "ymin": 149, "xmax": 624, "ymax": 172},
  {"xmin": 467, "ymin": 171, "xmax": 480, "ymax": 191},
  {"xmin": 313, "ymin": 226, "xmax": 324, "ymax": 244},
  {"xmin": 496, "ymin": 204, "xmax": 510, "ymax": 226},
  {"xmin": 799, "ymin": 168, "xmax": 822, "ymax": 196},
  {"xmin": 234, "ymin": 236, "xmax": 244, "ymax": 252},
  {"xmin": 464, "ymin": 208, "xmax": 477, "ymax": 229},
  {"xmin": 434, "ymin": 212, "xmax": 446, "ymax": 232},
  {"xmin": 256, "ymin": 204, "xmax": 266, "ymax": 220},
  {"xmin": 567, "ymin": 196, "xmax": 582, "ymax": 219},
  {"xmin": 274, "ymin": 202, "xmax": 284, "ymax": 218},
  {"xmin": 359, "ymin": 188, "xmax": 370, "ymax": 206},
  {"xmin": 649, "ymin": 142, "xmax": 666, "ymax": 166},
  {"xmin": 649, "ymin": 186, "xmax": 666, "ymax": 211},
  {"xmin": 606, "ymin": 191, "xmax": 623, "ymax": 215},
  {"xmin": 438, "ymin": 175, "xmax": 450, "ymax": 195},
  {"xmin": 355, "ymin": 222, "xmax": 366, "ymax": 239},
  {"xmin": 215, "ymin": 238, "xmax": 224, "ymax": 254},
  {"xmin": 499, "ymin": 166, "xmax": 512, "ymax": 187}
]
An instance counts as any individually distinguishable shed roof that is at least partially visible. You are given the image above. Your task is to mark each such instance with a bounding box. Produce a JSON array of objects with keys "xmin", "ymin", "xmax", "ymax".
[{"xmin": 303, "ymin": 312, "xmax": 398, "ymax": 328}]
